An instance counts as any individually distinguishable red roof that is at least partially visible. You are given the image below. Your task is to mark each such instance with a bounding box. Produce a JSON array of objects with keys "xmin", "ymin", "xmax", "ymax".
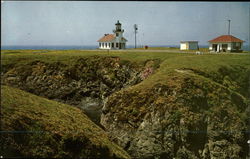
[
  {"xmin": 97, "ymin": 34, "xmax": 115, "ymax": 42},
  {"xmin": 208, "ymin": 35, "xmax": 244, "ymax": 43}
]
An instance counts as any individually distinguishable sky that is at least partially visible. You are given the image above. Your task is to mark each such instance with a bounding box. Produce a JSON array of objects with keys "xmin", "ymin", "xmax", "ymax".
[{"xmin": 1, "ymin": 1, "xmax": 250, "ymax": 46}]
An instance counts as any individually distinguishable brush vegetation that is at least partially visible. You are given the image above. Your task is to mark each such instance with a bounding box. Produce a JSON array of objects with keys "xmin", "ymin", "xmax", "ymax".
[
  {"xmin": 2, "ymin": 49, "xmax": 250, "ymax": 95},
  {"xmin": 1, "ymin": 49, "xmax": 250, "ymax": 158}
]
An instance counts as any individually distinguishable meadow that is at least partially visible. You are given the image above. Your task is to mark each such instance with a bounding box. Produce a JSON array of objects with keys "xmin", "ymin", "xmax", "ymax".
[
  {"xmin": 2, "ymin": 48, "xmax": 250, "ymax": 93},
  {"xmin": 1, "ymin": 48, "xmax": 250, "ymax": 158}
]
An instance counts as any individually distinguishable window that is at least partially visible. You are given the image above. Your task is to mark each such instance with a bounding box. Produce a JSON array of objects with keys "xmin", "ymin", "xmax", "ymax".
[
  {"xmin": 116, "ymin": 43, "xmax": 119, "ymax": 47},
  {"xmin": 99, "ymin": 43, "xmax": 101, "ymax": 47},
  {"xmin": 232, "ymin": 42, "xmax": 236, "ymax": 47},
  {"xmin": 116, "ymin": 33, "xmax": 119, "ymax": 37},
  {"xmin": 112, "ymin": 43, "xmax": 114, "ymax": 47},
  {"xmin": 236, "ymin": 42, "xmax": 241, "ymax": 47}
]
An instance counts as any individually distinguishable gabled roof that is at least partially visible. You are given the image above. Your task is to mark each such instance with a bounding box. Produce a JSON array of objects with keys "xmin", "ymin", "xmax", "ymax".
[
  {"xmin": 208, "ymin": 35, "xmax": 244, "ymax": 43},
  {"xmin": 97, "ymin": 34, "xmax": 127, "ymax": 42},
  {"xmin": 97, "ymin": 34, "xmax": 115, "ymax": 42}
]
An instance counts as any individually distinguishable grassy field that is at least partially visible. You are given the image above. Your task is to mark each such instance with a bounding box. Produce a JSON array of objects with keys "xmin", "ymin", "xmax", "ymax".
[
  {"xmin": 129, "ymin": 46, "xmax": 250, "ymax": 53},
  {"xmin": 1, "ymin": 48, "xmax": 249, "ymax": 88},
  {"xmin": 2, "ymin": 49, "xmax": 250, "ymax": 69},
  {"xmin": 1, "ymin": 49, "xmax": 250, "ymax": 158},
  {"xmin": 134, "ymin": 46, "xmax": 208, "ymax": 51},
  {"xmin": 1, "ymin": 48, "xmax": 249, "ymax": 64},
  {"xmin": 2, "ymin": 48, "xmax": 250, "ymax": 92}
]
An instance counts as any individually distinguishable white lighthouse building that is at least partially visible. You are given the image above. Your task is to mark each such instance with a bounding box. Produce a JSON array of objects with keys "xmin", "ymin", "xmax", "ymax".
[{"xmin": 97, "ymin": 20, "xmax": 127, "ymax": 49}]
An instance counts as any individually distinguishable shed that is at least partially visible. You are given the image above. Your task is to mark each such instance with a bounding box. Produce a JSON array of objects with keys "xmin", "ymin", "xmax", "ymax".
[{"xmin": 180, "ymin": 41, "xmax": 199, "ymax": 50}]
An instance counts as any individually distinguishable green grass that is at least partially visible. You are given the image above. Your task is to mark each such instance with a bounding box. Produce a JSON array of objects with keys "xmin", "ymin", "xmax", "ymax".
[
  {"xmin": 130, "ymin": 47, "xmax": 180, "ymax": 50},
  {"xmin": 1, "ymin": 49, "xmax": 250, "ymax": 158},
  {"xmin": 130, "ymin": 46, "xmax": 250, "ymax": 53},
  {"xmin": 1, "ymin": 49, "xmax": 179, "ymax": 64},
  {"xmin": 1, "ymin": 49, "xmax": 250, "ymax": 91},
  {"xmin": 2, "ymin": 49, "xmax": 250, "ymax": 87},
  {"xmin": 131, "ymin": 47, "xmax": 209, "ymax": 52},
  {"xmin": 1, "ymin": 85, "xmax": 131, "ymax": 158}
]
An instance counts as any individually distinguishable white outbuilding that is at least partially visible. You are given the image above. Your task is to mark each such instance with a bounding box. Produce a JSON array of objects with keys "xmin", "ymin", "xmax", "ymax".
[
  {"xmin": 180, "ymin": 41, "xmax": 199, "ymax": 50},
  {"xmin": 97, "ymin": 20, "xmax": 127, "ymax": 50}
]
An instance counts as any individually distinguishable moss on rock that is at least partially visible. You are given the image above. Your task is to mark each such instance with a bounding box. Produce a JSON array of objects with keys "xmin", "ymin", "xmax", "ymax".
[
  {"xmin": 1, "ymin": 85, "xmax": 130, "ymax": 158},
  {"xmin": 101, "ymin": 71, "xmax": 249, "ymax": 159}
]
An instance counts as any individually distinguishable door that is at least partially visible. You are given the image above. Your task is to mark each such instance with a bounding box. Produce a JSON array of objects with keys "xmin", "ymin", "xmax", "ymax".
[
  {"xmin": 212, "ymin": 44, "xmax": 217, "ymax": 51},
  {"xmin": 222, "ymin": 44, "xmax": 228, "ymax": 52}
]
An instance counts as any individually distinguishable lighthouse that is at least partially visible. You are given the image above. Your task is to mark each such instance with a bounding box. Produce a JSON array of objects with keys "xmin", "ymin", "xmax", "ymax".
[
  {"xmin": 113, "ymin": 20, "xmax": 124, "ymax": 38},
  {"xmin": 97, "ymin": 20, "xmax": 127, "ymax": 49}
]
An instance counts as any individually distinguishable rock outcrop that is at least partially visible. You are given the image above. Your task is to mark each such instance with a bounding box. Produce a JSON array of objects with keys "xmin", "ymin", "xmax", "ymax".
[
  {"xmin": 101, "ymin": 72, "xmax": 249, "ymax": 159},
  {"xmin": 2, "ymin": 56, "xmax": 158, "ymax": 124},
  {"xmin": 2, "ymin": 55, "xmax": 249, "ymax": 158}
]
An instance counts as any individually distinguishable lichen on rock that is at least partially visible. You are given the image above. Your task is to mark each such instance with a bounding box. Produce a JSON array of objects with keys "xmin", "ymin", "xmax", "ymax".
[{"xmin": 100, "ymin": 72, "xmax": 249, "ymax": 159}]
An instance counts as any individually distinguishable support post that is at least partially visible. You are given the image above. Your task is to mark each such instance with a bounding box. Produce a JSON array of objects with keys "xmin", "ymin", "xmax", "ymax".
[
  {"xmin": 134, "ymin": 24, "xmax": 138, "ymax": 49},
  {"xmin": 228, "ymin": 19, "xmax": 231, "ymax": 35}
]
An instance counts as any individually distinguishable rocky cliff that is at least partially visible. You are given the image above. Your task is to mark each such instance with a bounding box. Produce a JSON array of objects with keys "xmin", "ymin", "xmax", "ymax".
[
  {"xmin": 101, "ymin": 68, "xmax": 250, "ymax": 159},
  {"xmin": 2, "ymin": 54, "xmax": 249, "ymax": 158},
  {"xmin": 2, "ymin": 56, "xmax": 158, "ymax": 124}
]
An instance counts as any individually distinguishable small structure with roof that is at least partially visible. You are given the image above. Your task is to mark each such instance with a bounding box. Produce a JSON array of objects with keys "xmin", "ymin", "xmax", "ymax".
[
  {"xmin": 97, "ymin": 20, "xmax": 127, "ymax": 49},
  {"xmin": 208, "ymin": 35, "xmax": 244, "ymax": 52},
  {"xmin": 180, "ymin": 41, "xmax": 199, "ymax": 50}
]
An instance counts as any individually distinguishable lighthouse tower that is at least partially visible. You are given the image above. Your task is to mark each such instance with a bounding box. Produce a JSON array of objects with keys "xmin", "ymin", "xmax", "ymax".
[{"xmin": 113, "ymin": 20, "xmax": 124, "ymax": 39}]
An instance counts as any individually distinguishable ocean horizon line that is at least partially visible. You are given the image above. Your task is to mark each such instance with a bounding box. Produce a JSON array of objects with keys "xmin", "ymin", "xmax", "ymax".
[
  {"xmin": 0, "ymin": 45, "xmax": 208, "ymax": 50},
  {"xmin": 1, "ymin": 44, "xmax": 249, "ymax": 51}
]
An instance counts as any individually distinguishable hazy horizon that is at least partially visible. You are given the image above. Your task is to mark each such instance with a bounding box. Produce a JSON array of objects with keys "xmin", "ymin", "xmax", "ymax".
[{"xmin": 2, "ymin": 1, "xmax": 250, "ymax": 46}]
